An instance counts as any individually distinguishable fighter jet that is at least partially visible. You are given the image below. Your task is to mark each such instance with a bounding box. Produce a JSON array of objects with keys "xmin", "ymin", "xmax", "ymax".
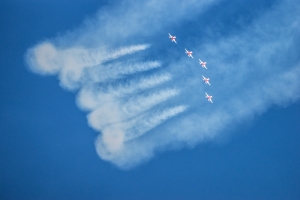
[
  {"xmin": 168, "ymin": 33, "xmax": 177, "ymax": 44},
  {"xmin": 199, "ymin": 59, "xmax": 207, "ymax": 69},
  {"xmin": 205, "ymin": 92, "xmax": 213, "ymax": 103},
  {"xmin": 185, "ymin": 49, "xmax": 193, "ymax": 58},
  {"xmin": 202, "ymin": 75, "xmax": 210, "ymax": 85}
]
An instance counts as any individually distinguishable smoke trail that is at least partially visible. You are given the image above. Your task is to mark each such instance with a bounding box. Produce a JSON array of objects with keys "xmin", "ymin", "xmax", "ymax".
[
  {"xmin": 122, "ymin": 88, "xmax": 180, "ymax": 116},
  {"xmin": 124, "ymin": 105, "xmax": 188, "ymax": 141},
  {"xmin": 87, "ymin": 61, "xmax": 162, "ymax": 83},
  {"xmin": 26, "ymin": 43, "xmax": 150, "ymax": 89},
  {"xmin": 104, "ymin": 44, "xmax": 150, "ymax": 60},
  {"xmin": 76, "ymin": 73, "xmax": 172, "ymax": 111},
  {"xmin": 25, "ymin": 0, "xmax": 300, "ymax": 169},
  {"xmin": 92, "ymin": 104, "xmax": 188, "ymax": 168}
]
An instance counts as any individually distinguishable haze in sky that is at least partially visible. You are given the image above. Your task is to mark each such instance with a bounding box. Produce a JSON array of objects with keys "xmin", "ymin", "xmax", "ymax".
[{"xmin": 1, "ymin": 0, "xmax": 300, "ymax": 199}]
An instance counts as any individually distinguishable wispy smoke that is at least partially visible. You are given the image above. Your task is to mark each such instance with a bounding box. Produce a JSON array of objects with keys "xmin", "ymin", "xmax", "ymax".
[
  {"xmin": 26, "ymin": 34, "xmax": 187, "ymax": 168},
  {"xmin": 26, "ymin": 0, "xmax": 300, "ymax": 169}
]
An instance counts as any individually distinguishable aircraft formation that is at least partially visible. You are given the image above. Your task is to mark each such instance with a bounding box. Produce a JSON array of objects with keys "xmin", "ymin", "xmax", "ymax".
[{"xmin": 168, "ymin": 33, "xmax": 213, "ymax": 103}]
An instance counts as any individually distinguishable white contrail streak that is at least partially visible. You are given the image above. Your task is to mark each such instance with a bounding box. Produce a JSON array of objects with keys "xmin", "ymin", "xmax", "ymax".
[
  {"xmin": 124, "ymin": 105, "xmax": 188, "ymax": 141},
  {"xmin": 86, "ymin": 61, "xmax": 162, "ymax": 83},
  {"xmin": 122, "ymin": 88, "xmax": 180, "ymax": 116},
  {"xmin": 105, "ymin": 44, "xmax": 150, "ymax": 60},
  {"xmin": 76, "ymin": 73, "xmax": 172, "ymax": 111},
  {"xmin": 92, "ymin": 104, "xmax": 188, "ymax": 165},
  {"xmin": 26, "ymin": 43, "xmax": 150, "ymax": 90}
]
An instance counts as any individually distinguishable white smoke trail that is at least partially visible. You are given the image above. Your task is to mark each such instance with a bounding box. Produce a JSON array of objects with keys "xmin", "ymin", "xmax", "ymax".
[
  {"xmin": 83, "ymin": 87, "xmax": 181, "ymax": 130},
  {"xmin": 87, "ymin": 61, "xmax": 161, "ymax": 83},
  {"xmin": 104, "ymin": 44, "xmax": 150, "ymax": 60},
  {"xmin": 26, "ymin": 37, "xmax": 185, "ymax": 157},
  {"xmin": 124, "ymin": 105, "xmax": 188, "ymax": 141},
  {"xmin": 26, "ymin": 43, "xmax": 150, "ymax": 89},
  {"xmin": 57, "ymin": 45, "xmax": 186, "ymax": 163},
  {"xmin": 122, "ymin": 88, "xmax": 179, "ymax": 116},
  {"xmin": 92, "ymin": 104, "xmax": 188, "ymax": 168},
  {"xmin": 76, "ymin": 73, "xmax": 172, "ymax": 111},
  {"xmin": 25, "ymin": 0, "xmax": 300, "ymax": 169}
]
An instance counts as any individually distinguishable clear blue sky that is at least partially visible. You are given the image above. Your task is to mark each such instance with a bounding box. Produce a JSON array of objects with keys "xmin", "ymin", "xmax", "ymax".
[{"xmin": 1, "ymin": 0, "xmax": 300, "ymax": 199}]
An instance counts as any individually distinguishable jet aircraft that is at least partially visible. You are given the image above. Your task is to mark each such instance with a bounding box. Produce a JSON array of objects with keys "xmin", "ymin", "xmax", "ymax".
[
  {"xmin": 168, "ymin": 33, "xmax": 177, "ymax": 43},
  {"xmin": 199, "ymin": 59, "xmax": 207, "ymax": 69},
  {"xmin": 205, "ymin": 92, "xmax": 213, "ymax": 103},
  {"xmin": 185, "ymin": 49, "xmax": 193, "ymax": 58},
  {"xmin": 202, "ymin": 75, "xmax": 210, "ymax": 85}
]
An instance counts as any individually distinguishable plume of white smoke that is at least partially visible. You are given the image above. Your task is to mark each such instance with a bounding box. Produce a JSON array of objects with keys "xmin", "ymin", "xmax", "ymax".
[
  {"xmin": 26, "ymin": 42, "xmax": 150, "ymax": 90},
  {"xmin": 26, "ymin": 38, "xmax": 187, "ymax": 168},
  {"xmin": 25, "ymin": 0, "xmax": 300, "ymax": 169},
  {"xmin": 87, "ymin": 61, "xmax": 162, "ymax": 83}
]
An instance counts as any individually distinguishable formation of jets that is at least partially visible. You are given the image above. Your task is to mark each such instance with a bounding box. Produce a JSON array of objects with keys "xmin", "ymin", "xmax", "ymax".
[{"xmin": 169, "ymin": 33, "xmax": 213, "ymax": 103}]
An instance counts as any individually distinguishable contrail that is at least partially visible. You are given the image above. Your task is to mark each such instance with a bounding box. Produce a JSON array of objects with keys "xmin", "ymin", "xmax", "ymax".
[
  {"xmin": 104, "ymin": 44, "xmax": 150, "ymax": 60},
  {"xmin": 124, "ymin": 105, "xmax": 188, "ymax": 141},
  {"xmin": 122, "ymin": 88, "xmax": 180, "ymax": 116},
  {"xmin": 26, "ymin": 43, "xmax": 150, "ymax": 89},
  {"xmin": 83, "ymin": 88, "xmax": 181, "ymax": 131},
  {"xmin": 87, "ymin": 61, "xmax": 162, "ymax": 83},
  {"xmin": 62, "ymin": 44, "xmax": 150, "ymax": 68},
  {"xmin": 76, "ymin": 73, "xmax": 172, "ymax": 111}
]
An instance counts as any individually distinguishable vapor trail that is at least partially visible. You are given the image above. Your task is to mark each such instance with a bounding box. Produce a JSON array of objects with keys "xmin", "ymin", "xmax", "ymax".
[
  {"xmin": 104, "ymin": 44, "xmax": 150, "ymax": 60},
  {"xmin": 88, "ymin": 61, "xmax": 162, "ymax": 83},
  {"xmin": 122, "ymin": 88, "xmax": 180, "ymax": 116},
  {"xmin": 76, "ymin": 73, "xmax": 172, "ymax": 110},
  {"xmin": 124, "ymin": 105, "xmax": 188, "ymax": 141}
]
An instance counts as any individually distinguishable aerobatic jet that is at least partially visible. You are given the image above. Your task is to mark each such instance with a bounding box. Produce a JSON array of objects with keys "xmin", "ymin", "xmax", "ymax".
[
  {"xmin": 199, "ymin": 59, "xmax": 207, "ymax": 69},
  {"xmin": 202, "ymin": 75, "xmax": 210, "ymax": 85},
  {"xmin": 168, "ymin": 33, "xmax": 177, "ymax": 43},
  {"xmin": 185, "ymin": 49, "xmax": 193, "ymax": 58},
  {"xmin": 205, "ymin": 92, "xmax": 213, "ymax": 103}
]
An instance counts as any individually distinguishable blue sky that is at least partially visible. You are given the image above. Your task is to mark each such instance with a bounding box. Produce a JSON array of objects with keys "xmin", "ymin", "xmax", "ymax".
[{"xmin": 1, "ymin": 0, "xmax": 300, "ymax": 199}]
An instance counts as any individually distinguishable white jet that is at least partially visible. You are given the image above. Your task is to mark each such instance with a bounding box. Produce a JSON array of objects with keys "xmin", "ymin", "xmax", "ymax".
[
  {"xmin": 202, "ymin": 75, "xmax": 210, "ymax": 85},
  {"xmin": 205, "ymin": 92, "xmax": 213, "ymax": 103},
  {"xmin": 168, "ymin": 33, "xmax": 177, "ymax": 44},
  {"xmin": 185, "ymin": 49, "xmax": 193, "ymax": 58},
  {"xmin": 199, "ymin": 59, "xmax": 207, "ymax": 69}
]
